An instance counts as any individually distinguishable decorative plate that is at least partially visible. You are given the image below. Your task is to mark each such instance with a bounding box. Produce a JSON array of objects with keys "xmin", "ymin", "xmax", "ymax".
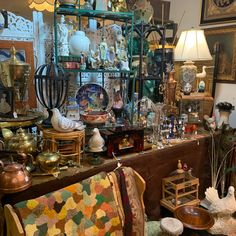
[{"xmin": 76, "ymin": 83, "xmax": 109, "ymax": 112}]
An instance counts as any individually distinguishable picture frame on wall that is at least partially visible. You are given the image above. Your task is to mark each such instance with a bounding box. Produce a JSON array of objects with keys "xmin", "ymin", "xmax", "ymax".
[
  {"xmin": 200, "ymin": 0, "xmax": 236, "ymax": 25},
  {"xmin": 0, "ymin": 86, "xmax": 14, "ymax": 118},
  {"xmin": 204, "ymin": 26, "xmax": 236, "ymax": 83}
]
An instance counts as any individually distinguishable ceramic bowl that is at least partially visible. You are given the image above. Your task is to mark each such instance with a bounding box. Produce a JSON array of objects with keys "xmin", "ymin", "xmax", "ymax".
[
  {"xmin": 174, "ymin": 205, "xmax": 214, "ymax": 230},
  {"xmin": 80, "ymin": 111, "xmax": 109, "ymax": 124}
]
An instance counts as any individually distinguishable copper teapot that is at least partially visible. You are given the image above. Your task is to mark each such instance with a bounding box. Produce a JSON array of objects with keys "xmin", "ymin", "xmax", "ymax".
[
  {"xmin": 0, "ymin": 161, "xmax": 32, "ymax": 193},
  {"xmin": 2, "ymin": 127, "xmax": 39, "ymax": 154}
]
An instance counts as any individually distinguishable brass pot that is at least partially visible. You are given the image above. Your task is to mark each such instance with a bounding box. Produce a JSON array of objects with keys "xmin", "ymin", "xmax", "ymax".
[
  {"xmin": 7, "ymin": 127, "xmax": 38, "ymax": 154},
  {"xmin": 0, "ymin": 161, "xmax": 32, "ymax": 193},
  {"xmin": 36, "ymin": 150, "xmax": 61, "ymax": 173}
]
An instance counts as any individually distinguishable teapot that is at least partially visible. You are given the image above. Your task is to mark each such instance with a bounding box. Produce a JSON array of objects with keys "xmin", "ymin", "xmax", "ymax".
[
  {"xmin": 2, "ymin": 127, "xmax": 39, "ymax": 154},
  {"xmin": 36, "ymin": 150, "xmax": 61, "ymax": 173},
  {"xmin": 0, "ymin": 161, "xmax": 32, "ymax": 193}
]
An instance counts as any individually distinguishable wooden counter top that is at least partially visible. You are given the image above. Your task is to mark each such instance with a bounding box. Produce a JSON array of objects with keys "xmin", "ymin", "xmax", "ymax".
[{"xmin": 1, "ymin": 132, "xmax": 212, "ymax": 220}]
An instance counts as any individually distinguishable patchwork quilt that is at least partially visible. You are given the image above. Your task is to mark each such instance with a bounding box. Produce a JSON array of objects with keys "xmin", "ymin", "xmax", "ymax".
[{"xmin": 14, "ymin": 172, "xmax": 122, "ymax": 236}]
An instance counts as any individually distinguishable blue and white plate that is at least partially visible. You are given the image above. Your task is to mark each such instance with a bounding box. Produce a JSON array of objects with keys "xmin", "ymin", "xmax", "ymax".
[{"xmin": 76, "ymin": 83, "xmax": 109, "ymax": 112}]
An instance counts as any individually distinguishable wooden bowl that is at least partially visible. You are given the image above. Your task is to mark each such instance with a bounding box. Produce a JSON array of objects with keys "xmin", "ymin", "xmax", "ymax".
[
  {"xmin": 174, "ymin": 205, "xmax": 214, "ymax": 230},
  {"xmin": 80, "ymin": 111, "xmax": 108, "ymax": 124}
]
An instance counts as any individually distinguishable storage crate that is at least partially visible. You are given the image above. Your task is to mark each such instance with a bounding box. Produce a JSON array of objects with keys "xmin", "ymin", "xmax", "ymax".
[{"xmin": 160, "ymin": 172, "xmax": 200, "ymax": 212}]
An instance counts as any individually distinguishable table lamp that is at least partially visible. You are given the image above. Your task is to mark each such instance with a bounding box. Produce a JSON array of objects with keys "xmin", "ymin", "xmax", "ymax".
[{"xmin": 174, "ymin": 29, "xmax": 212, "ymax": 95}]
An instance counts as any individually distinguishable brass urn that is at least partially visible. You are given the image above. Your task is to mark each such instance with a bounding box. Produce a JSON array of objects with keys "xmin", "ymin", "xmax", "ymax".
[{"xmin": 0, "ymin": 46, "xmax": 30, "ymax": 102}]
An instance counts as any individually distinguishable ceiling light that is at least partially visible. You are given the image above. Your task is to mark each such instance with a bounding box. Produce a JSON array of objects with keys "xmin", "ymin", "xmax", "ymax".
[{"xmin": 28, "ymin": 0, "xmax": 55, "ymax": 12}]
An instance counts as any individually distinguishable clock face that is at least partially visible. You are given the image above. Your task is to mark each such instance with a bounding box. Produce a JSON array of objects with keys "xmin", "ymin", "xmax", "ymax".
[{"xmin": 213, "ymin": 0, "xmax": 234, "ymax": 8}]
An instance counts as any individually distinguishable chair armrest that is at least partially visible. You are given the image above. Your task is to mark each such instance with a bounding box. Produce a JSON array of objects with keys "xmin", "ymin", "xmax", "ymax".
[{"xmin": 4, "ymin": 204, "xmax": 24, "ymax": 236}]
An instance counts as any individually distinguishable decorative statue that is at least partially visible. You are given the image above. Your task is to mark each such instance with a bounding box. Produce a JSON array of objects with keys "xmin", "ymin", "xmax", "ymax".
[
  {"xmin": 51, "ymin": 108, "xmax": 85, "ymax": 132},
  {"xmin": 88, "ymin": 128, "xmax": 105, "ymax": 152},
  {"xmin": 205, "ymin": 186, "xmax": 236, "ymax": 235},
  {"xmin": 107, "ymin": 46, "xmax": 116, "ymax": 69},
  {"xmin": 0, "ymin": 93, "xmax": 11, "ymax": 114},
  {"xmin": 166, "ymin": 70, "xmax": 177, "ymax": 106},
  {"xmin": 120, "ymin": 56, "xmax": 130, "ymax": 71},
  {"xmin": 111, "ymin": 0, "xmax": 127, "ymax": 12},
  {"xmin": 99, "ymin": 37, "xmax": 108, "ymax": 68},
  {"xmin": 57, "ymin": 15, "xmax": 69, "ymax": 56},
  {"xmin": 89, "ymin": 49, "xmax": 101, "ymax": 69},
  {"xmin": 115, "ymin": 32, "xmax": 127, "ymax": 61}
]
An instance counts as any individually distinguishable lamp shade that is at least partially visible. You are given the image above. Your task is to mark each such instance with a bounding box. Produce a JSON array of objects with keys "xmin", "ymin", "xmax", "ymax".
[
  {"xmin": 28, "ymin": 0, "xmax": 55, "ymax": 12},
  {"xmin": 174, "ymin": 29, "xmax": 212, "ymax": 61}
]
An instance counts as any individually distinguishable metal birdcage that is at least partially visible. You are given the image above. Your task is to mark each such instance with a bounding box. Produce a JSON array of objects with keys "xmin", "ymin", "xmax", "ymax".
[{"xmin": 34, "ymin": 57, "xmax": 69, "ymax": 126}]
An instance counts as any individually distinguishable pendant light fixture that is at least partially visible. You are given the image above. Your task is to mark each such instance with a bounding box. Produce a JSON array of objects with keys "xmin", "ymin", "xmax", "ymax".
[{"xmin": 28, "ymin": 0, "xmax": 55, "ymax": 12}]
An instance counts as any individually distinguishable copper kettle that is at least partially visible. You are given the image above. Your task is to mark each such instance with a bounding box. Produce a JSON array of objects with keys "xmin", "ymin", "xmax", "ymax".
[{"xmin": 0, "ymin": 161, "xmax": 32, "ymax": 193}]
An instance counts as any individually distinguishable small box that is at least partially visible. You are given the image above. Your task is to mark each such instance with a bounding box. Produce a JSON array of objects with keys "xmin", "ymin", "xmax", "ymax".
[
  {"xmin": 100, "ymin": 126, "xmax": 144, "ymax": 157},
  {"xmin": 160, "ymin": 172, "xmax": 200, "ymax": 212}
]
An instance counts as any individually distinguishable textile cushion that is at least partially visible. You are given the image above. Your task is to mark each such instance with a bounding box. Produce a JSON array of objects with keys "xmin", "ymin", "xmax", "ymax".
[{"xmin": 14, "ymin": 172, "xmax": 122, "ymax": 236}]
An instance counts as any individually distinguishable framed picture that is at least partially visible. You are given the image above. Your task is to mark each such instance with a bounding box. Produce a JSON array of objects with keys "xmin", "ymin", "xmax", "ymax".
[
  {"xmin": 205, "ymin": 26, "xmax": 236, "ymax": 83},
  {"xmin": 0, "ymin": 86, "xmax": 14, "ymax": 118},
  {"xmin": 200, "ymin": 0, "xmax": 236, "ymax": 25}
]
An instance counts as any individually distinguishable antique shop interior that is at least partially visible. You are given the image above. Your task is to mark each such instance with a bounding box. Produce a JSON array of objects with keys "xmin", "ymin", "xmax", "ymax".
[{"xmin": 1, "ymin": 0, "xmax": 236, "ymax": 235}]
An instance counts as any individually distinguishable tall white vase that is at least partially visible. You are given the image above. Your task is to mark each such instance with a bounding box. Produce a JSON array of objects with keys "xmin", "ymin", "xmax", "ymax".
[
  {"xmin": 218, "ymin": 110, "xmax": 230, "ymax": 128},
  {"xmin": 69, "ymin": 30, "xmax": 90, "ymax": 56}
]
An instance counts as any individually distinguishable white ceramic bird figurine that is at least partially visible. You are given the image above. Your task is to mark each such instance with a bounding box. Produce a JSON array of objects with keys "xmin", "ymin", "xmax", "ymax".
[
  {"xmin": 51, "ymin": 108, "xmax": 86, "ymax": 132},
  {"xmin": 205, "ymin": 186, "xmax": 236, "ymax": 216},
  {"xmin": 205, "ymin": 186, "xmax": 236, "ymax": 235},
  {"xmin": 196, "ymin": 66, "xmax": 214, "ymax": 78},
  {"xmin": 88, "ymin": 128, "xmax": 105, "ymax": 152}
]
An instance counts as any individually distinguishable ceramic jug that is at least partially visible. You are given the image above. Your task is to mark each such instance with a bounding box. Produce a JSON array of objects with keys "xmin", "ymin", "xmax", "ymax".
[{"xmin": 69, "ymin": 31, "xmax": 90, "ymax": 56}]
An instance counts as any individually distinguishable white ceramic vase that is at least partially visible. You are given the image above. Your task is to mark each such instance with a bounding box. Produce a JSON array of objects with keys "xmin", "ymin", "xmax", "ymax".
[
  {"xmin": 218, "ymin": 110, "xmax": 230, "ymax": 128},
  {"xmin": 69, "ymin": 31, "xmax": 90, "ymax": 56}
]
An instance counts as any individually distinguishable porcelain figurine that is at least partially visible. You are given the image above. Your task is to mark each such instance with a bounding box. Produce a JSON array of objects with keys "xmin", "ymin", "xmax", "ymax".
[
  {"xmin": 107, "ymin": 46, "xmax": 116, "ymax": 69},
  {"xmin": 88, "ymin": 128, "xmax": 105, "ymax": 152},
  {"xmin": 99, "ymin": 37, "xmax": 108, "ymax": 67},
  {"xmin": 57, "ymin": 15, "xmax": 69, "ymax": 56},
  {"xmin": 51, "ymin": 108, "xmax": 85, "ymax": 132},
  {"xmin": 205, "ymin": 186, "xmax": 236, "ymax": 235},
  {"xmin": 111, "ymin": 0, "xmax": 127, "ymax": 12},
  {"xmin": 166, "ymin": 70, "xmax": 177, "ymax": 106}
]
